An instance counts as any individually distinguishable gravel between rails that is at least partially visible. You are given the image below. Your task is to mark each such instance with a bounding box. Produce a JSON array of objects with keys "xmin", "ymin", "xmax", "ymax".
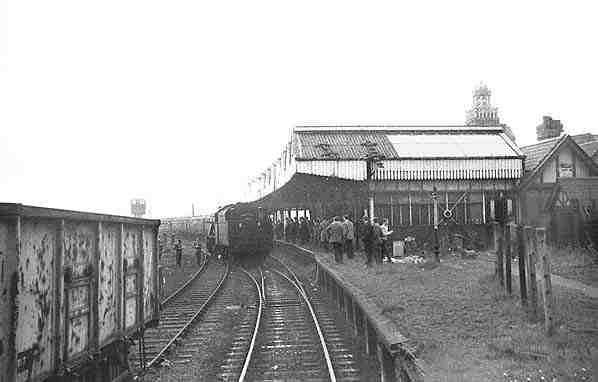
[
  {"xmin": 269, "ymin": 248, "xmax": 381, "ymax": 382},
  {"xmin": 141, "ymin": 268, "xmax": 257, "ymax": 382}
]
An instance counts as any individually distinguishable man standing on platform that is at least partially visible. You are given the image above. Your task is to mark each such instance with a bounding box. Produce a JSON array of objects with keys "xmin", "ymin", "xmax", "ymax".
[
  {"xmin": 320, "ymin": 218, "xmax": 329, "ymax": 251},
  {"xmin": 326, "ymin": 216, "xmax": 345, "ymax": 263},
  {"xmin": 380, "ymin": 218, "xmax": 394, "ymax": 263},
  {"xmin": 342, "ymin": 215, "xmax": 354, "ymax": 259},
  {"xmin": 372, "ymin": 218, "xmax": 383, "ymax": 264},
  {"xmin": 361, "ymin": 216, "xmax": 374, "ymax": 267}
]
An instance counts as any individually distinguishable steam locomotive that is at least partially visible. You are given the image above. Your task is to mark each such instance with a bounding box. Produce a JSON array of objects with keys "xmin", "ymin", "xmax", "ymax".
[{"xmin": 207, "ymin": 203, "xmax": 273, "ymax": 259}]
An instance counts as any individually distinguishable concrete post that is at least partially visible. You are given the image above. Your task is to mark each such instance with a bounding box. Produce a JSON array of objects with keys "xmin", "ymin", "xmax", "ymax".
[
  {"xmin": 377, "ymin": 343, "xmax": 397, "ymax": 382},
  {"xmin": 364, "ymin": 319, "xmax": 372, "ymax": 355},
  {"xmin": 369, "ymin": 195, "xmax": 375, "ymax": 220}
]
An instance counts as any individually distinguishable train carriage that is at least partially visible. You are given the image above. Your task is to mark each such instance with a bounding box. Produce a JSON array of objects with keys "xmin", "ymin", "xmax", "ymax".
[{"xmin": 0, "ymin": 203, "xmax": 161, "ymax": 382}]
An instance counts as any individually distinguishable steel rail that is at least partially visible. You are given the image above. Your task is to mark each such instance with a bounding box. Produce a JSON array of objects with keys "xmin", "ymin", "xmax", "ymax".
[
  {"xmin": 238, "ymin": 267, "xmax": 264, "ymax": 382},
  {"xmin": 146, "ymin": 259, "xmax": 230, "ymax": 368},
  {"xmin": 161, "ymin": 251, "xmax": 208, "ymax": 307},
  {"xmin": 268, "ymin": 254, "xmax": 307, "ymax": 296},
  {"xmin": 268, "ymin": 266, "xmax": 337, "ymax": 382}
]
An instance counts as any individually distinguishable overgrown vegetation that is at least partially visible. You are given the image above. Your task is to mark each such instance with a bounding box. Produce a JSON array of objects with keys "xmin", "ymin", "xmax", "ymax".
[
  {"xmin": 549, "ymin": 246, "xmax": 598, "ymax": 287},
  {"xmin": 316, "ymin": 248, "xmax": 598, "ymax": 381}
]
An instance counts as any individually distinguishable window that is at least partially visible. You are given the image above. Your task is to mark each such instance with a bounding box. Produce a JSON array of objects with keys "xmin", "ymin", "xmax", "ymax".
[{"xmin": 559, "ymin": 162, "xmax": 574, "ymax": 178}]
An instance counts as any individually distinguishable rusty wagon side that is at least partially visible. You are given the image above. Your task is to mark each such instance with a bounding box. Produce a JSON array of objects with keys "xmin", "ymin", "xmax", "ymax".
[{"xmin": 0, "ymin": 203, "xmax": 161, "ymax": 382}]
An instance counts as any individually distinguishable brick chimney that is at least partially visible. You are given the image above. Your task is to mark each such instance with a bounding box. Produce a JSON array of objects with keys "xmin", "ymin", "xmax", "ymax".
[{"xmin": 536, "ymin": 116, "xmax": 563, "ymax": 141}]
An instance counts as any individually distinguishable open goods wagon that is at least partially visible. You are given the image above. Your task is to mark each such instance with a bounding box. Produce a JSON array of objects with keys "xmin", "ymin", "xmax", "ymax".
[{"xmin": 0, "ymin": 203, "xmax": 161, "ymax": 382}]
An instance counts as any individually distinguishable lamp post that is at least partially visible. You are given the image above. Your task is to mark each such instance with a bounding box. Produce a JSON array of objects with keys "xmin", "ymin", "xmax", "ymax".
[
  {"xmin": 362, "ymin": 142, "xmax": 385, "ymax": 220},
  {"xmin": 366, "ymin": 159, "xmax": 375, "ymax": 219},
  {"xmin": 432, "ymin": 187, "xmax": 440, "ymax": 263}
]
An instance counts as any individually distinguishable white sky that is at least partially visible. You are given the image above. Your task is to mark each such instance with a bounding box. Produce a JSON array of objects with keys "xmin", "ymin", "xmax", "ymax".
[{"xmin": 1, "ymin": 1, "xmax": 597, "ymax": 218}]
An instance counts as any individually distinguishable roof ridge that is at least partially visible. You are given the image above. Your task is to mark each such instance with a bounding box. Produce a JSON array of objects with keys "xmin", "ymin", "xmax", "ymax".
[{"xmin": 520, "ymin": 135, "xmax": 564, "ymax": 149}]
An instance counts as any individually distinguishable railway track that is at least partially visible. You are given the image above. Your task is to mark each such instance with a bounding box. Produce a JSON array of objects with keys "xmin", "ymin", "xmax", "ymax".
[
  {"xmin": 131, "ymin": 255, "xmax": 229, "ymax": 372},
  {"xmin": 265, "ymin": 254, "xmax": 368, "ymax": 381},
  {"xmin": 218, "ymin": 258, "xmax": 338, "ymax": 382},
  {"xmin": 135, "ymin": 247, "xmax": 375, "ymax": 381}
]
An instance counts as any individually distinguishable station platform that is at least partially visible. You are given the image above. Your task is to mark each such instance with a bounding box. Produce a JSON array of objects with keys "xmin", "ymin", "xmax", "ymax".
[{"xmin": 277, "ymin": 241, "xmax": 598, "ymax": 381}]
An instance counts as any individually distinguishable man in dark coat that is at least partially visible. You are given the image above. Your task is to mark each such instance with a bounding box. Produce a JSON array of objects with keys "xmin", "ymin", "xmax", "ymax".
[
  {"xmin": 193, "ymin": 239, "xmax": 202, "ymax": 266},
  {"xmin": 326, "ymin": 216, "xmax": 345, "ymax": 263},
  {"xmin": 361, "ymin": 216, "xmax": 375, "ymax": 267},
  {"xmin": 372, "ymin": 218, "xmax": 383, "ymax": 264},
  {"xmin": 174, "ymin": 239, "xmax": 183, "ymax": 267},
  {"xmin": 299, "ymin": 217, "xmax": 310, "ymax": 244}
]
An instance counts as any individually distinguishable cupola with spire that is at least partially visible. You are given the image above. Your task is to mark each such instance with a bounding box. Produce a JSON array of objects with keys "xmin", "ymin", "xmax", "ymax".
[{"xmin": 466, "ymin": 82, "xmax": 500, "ymax": 126}]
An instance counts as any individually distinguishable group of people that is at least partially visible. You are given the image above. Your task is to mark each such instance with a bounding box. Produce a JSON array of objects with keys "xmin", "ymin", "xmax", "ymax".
[
  {"xmin": 320, "ymin": 215, "xmax": 393, "ymax": 266},
  {"xmin": 273, "ymin": 214, "xmax": 395, "ymax": 266},
  {"xmin": 158, "ymin": 235, "xmax": 205, "ymax": 268},
  {"xmin": 321, "ymin": 215, "xmax": 355, "ymax": 263},
  {"xmin": 359, "ymin": 217, "xmax": 393, "ymax": 267},
  {"xmin": 275, "ymin": 216, "xmax": 313, "ymax": 244}
]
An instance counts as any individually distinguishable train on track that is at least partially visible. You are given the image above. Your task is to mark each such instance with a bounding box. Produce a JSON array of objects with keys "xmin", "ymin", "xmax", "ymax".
[
  {"xmin": 207, "ymin": 203, "xmax": 274, "ymax": 260},
  {"xmin": 0, "ymin": 203, "xmax": 161, "ymax": 382},
  {"xmin": 159, "ymin": 215, "xmax": 213, "ymax": 239}
]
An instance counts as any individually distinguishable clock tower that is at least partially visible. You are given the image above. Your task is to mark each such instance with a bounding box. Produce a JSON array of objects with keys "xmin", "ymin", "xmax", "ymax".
[{"xmin": 466, "ymin": 83, "xmax": 500, "ymax": 126}]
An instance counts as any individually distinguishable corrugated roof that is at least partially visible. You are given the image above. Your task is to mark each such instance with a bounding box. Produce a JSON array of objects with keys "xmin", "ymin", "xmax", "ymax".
[
  {"xmin": 297, "ymin": 132, "xmax": 397, "ymax": 160},
  {"xmin": 296, "ymin": 129, "xmax": 521, "ymax": 160}
]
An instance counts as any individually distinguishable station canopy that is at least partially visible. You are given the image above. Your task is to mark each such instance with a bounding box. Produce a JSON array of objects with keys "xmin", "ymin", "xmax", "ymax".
[{"xmin": 245, "ymin": 125, "xmax": 524, "ymax": 208}]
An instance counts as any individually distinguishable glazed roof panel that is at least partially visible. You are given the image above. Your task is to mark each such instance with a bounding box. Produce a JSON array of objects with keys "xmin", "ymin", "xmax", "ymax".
[{"xmin": 386, "ymin": 133, "xmax": 519, "ymax": 158}]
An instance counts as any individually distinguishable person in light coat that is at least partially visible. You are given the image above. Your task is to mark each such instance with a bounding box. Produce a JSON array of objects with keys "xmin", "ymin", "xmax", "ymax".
[
  {"xmin": 342, "ymin": 215, "xmax": 355, "ymax": 259},
  {"xmin": 380, "ymin": 218, "xmax": 394, "ymax": 263}
]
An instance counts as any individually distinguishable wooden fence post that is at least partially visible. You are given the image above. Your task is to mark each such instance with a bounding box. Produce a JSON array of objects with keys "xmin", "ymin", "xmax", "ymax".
[
  {"xmin": 505, "ymin": 223, "xmax": 512, "ymax": 295},
  {"xmin": 493, "ymin": 222, "xmax": 500, "ymax": 278},
  {"xmin": 536, "ymin": 228, "xmax": 554, "ymax": 335},
  {"xmin": 517, "ymin": 225, "xmax": 527, "ymax": 305},
  {"xmin": 495, "ymin": 223, "xmax": 504, "ymax": 286},
  {"xmin": 524, "ymin": 226, "xmax": 538, "ymax": 319}
]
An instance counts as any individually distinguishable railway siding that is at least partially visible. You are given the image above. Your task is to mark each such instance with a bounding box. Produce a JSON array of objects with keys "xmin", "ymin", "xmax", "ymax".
[{"xmin": 275, "ymin": 240, "xmax": 425, "ymax": 382}]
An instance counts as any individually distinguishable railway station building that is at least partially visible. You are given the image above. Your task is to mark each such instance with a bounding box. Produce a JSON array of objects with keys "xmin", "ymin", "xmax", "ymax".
[
  {"xmin": 519, "ymin": 117, "xmax": 598, "ymax": 245},
  {"xmin": 245, "ymin": 85, "xmax": 525, "ymax": 247}
]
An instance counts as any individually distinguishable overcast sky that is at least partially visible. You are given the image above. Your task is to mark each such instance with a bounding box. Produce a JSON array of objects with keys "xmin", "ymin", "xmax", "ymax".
[{"xmin": 1, "ymin": 1, "xmax": 597, "ymax": 218}]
